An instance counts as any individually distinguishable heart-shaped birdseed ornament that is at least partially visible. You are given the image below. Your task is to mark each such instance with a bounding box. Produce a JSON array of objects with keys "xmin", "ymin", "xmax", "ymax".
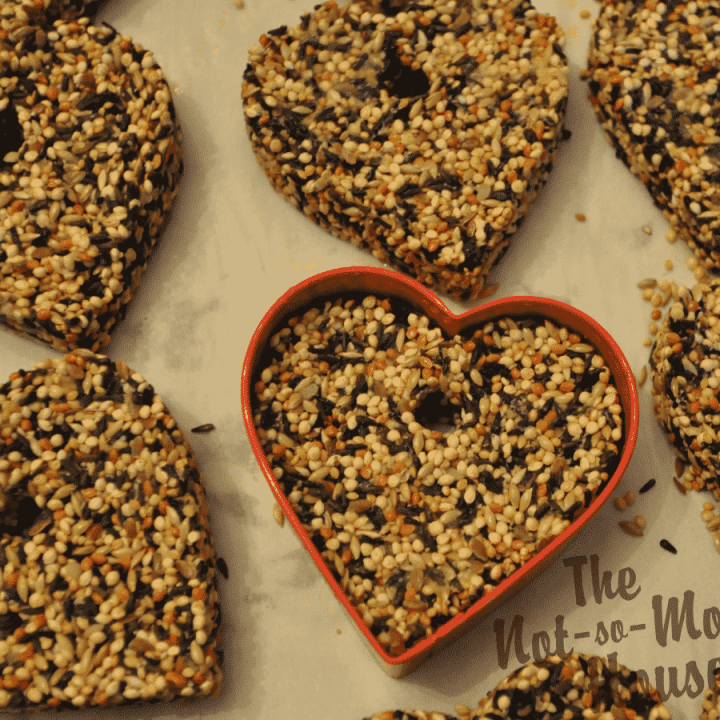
[
  {"xmin": 243, "ymin": 269, "xmax": 638, "ymax": 675},
  {"xmin": 649, "ymin": 279, "xmax": 720, "ymax": 497},
  {"xmin": 242, "ymin": 0, "xmax": 568, "ymax": 300},
  {"xmin": 0, "ymin": 351, "xmax": 222, "ymax": 709},
  {"xmin": 364, "ymin": 653, "xmax": 672, "ymax": 720},
  {"xmin": 584, "ymin": 0, "xmax": 720, "ymax": 270},
  {"xmin": 0, "ymin": 12, "xmax": 182, "ymax": 351},
  {"xmin": 4, "ymin": 0, "xmax": 102, "ymax": 26}
]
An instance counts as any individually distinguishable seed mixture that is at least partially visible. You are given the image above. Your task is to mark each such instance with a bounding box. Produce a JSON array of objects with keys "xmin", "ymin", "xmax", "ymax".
[
  {"xmin": 0, "ymin": 351, "xmax": 222, "ymax": 708},
  {"xmin": 364, "ymin": 654, "xmax": 670, "ymax": 720},
  {"xmin": 649, "ymin": 279, "xmax": 720, "ymax": 496},
  {"xmin": 366, "ymin": 712, "xmax": 460, "ymax": 720},
  {"xmin": 0, "ymin": 12, "xmax": 183, "ymax": 352},
  {"xmin": 702, "ymin": 669, "xmax": 720, "ymax": 720},
  {"xmin": 699, "ymin": 498, "xmax": 720, "ymax": 553},
  {"xmin": 473, "ymin": 653, "xmax": 671, "ymax": 720},
  {"xmin": 242, "ymin": 0, "xmax": 568, "ymax": 300},
  {"xmin": 252, "ymin": 293, "xmax": 624, "ymax": 655},
  {"xmin": 583, "ymin": 0, "xmax": 720, "ymax": 272},
  {"xmin": 3, "ymin": 0, "xmax": 102, "ymax": 26}
]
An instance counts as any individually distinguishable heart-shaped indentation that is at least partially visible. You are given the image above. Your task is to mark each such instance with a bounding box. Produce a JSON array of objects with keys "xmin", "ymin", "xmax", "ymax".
[
  {"xmin": 242, "ymin": 268, "xmax": 638, "ymax": 677},
  {"xmin": 0, "ymin": 351, "xmax": 222, "ymax": 709},
  {"xmin": 0, "ymin": 15, "xmax": 182, "ymax": 352},
  {"xmin": 584, "ymin": 0, "xmax": 720, "ymax": 269},
  {"xmin": 242, "ymin": 0, "xmax": 568, "ymax": 300},
  {"xmin": 363, "ymin": 653, "xmax": 670, "ymax": 719}
]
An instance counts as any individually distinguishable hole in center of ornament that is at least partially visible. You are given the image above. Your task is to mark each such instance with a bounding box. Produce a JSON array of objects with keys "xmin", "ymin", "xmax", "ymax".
[
  {"xmin": 0, "ymin": 495, "xmax": 45, "ymax": 536},
  {"xmin": 414, "ymin": 389, "xmax": 458, "ymax": 435},
  {"xmin": 380, "ymin": 0, "xmax": 405, "ymax": 17},
  {"xmin": 0, "ymin": 104, "xmax": 23, "ymax": 165},
  {"xmin": 378, "ymin": 44, "xmax": 430, "ymax": 99}
]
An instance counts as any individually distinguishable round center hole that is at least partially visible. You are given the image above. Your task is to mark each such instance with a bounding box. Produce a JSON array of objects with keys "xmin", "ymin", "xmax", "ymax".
[
  {"xmin": 0, "ymin": 495, "xmax": 44, "ymax": 537},
  {"xmin": 414, "ymin": 389, "xmax": 458, "ymax": 435},
  {"xmin": 380, "ymin": 0, "xmax": 405, "ymax": 16},
  {"xmin": 0, "ymin": 104, "xmax": 24, "ymax": 165},
  {"xmin": 378, "ymin": 44, "xmax": 430, "ymax": 99}
]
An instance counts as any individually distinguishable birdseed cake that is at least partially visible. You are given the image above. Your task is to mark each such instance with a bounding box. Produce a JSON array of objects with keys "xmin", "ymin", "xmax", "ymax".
[
  {"xmin": 2, "ymin": 0, "xmax": 102, "ymax": 26},
  {"xmin": 0, "ymin": 351, "xmax": 222, "ymax": 709},
  {"xmin": 252, "ymin": 294, "xmax": 624, "ymax": 655},
  {"xmin": 702, "ymin": 668, "xmax": 720, "ymax": 720},
  {"xmin": 364, "ymin": 653, "xmax": 671, "ymax": 720},
  {"xmin": 584, "ymin": 0, "xmax": 720, "ymax": 271},
  {"xmin": 242, "ymin": 0, "xmax": 568, "ymax": 300},
  {"xmin": 366, "ymin": 712, "xmax": 459, "ymax": 720},
  {"xmin": 473, "ymin": 653, "xmax": 671, "ymax": 720},
  {"xmin": 649, "ymin": 279, "xmax": 720, "ymax": 496},
  {"xmin": 0, "ymin": 13, "xmax": 183, "ymax": 352}
]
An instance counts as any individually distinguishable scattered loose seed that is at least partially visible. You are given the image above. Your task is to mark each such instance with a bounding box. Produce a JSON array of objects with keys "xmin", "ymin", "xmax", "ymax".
[
  {"xmin": 660, "ymin": 539, "xmax": 677, "ymax": 554},
  {"xmin": 619, "ymin": 520, "xmax": 644, "ymax": 537},
  {"xmin": 634, "ymin": 514, "xmax": 647, "ymax": 529},
  {"xmin": 641, "ymin": 226, "xmax": 652, "ymax": 235},
  {"xmin": 636, "ymin": 366, "xmax": 647, "ymax": 387},
  {"xmin": 273, "ymin": 502, "xmax": 285, "ymax": 528},
  {"xmin": 664, "ymin": 259, "xmax": 673, "ymax": 271},
  {"xmin": 192, "ymin": 423, "xmax": 217, "ymax": 433},
  {"xmin": 614, "ymin": 496, "xmax": 627, "ymax": 511},
  {"xmin": 624, "ymin": 490, "xmax": 636, "ymax": 506},
  {"xmin": 638, "ymin": 478, "xmax": 656, "ymax": 494},
  {"xmin": 673, "ymin": 476, "xmax": 687, "ymax": 495},
  {"xmin": 575, "ymin": 213, "xmax": 587, "ymax": 222}
]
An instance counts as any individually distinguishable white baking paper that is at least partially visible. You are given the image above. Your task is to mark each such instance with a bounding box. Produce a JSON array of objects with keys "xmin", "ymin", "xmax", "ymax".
[{"xmin": 0, "ymin": 1, "xmax": 716, "ymax": 719}]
